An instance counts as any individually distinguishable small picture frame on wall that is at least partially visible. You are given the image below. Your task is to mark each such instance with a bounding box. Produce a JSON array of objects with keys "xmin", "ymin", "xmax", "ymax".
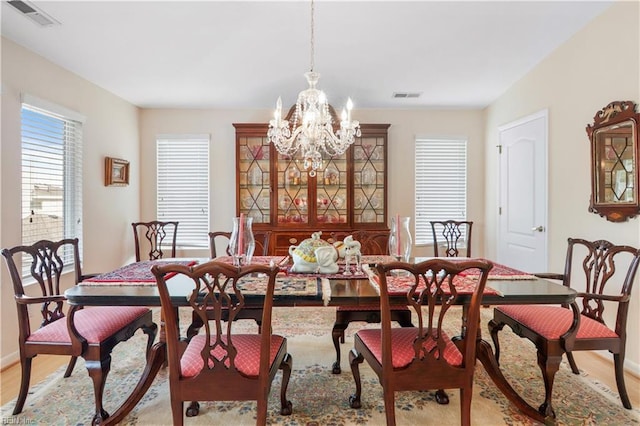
[{"xmin": 105, "ymin": 157, "xmax": 130, "ymax": 186}]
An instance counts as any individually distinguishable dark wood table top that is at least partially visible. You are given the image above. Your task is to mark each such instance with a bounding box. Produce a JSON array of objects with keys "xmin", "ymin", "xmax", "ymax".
[{"xmin": 65, "ymin": 272, "xmax": 576, "ymax": 308}]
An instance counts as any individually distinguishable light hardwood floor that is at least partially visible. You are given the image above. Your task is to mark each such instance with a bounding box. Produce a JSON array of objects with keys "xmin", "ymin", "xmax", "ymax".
[{"xmin": 1, "ymin": 351, "xmax": 638, "ymax": 410}]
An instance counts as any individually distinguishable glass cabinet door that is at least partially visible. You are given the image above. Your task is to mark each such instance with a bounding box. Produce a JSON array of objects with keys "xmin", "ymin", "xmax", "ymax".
[
  {"xmin": 316, "ymin": 154, "xmax": 348, "ymax": 224},
  {"xmin": 277, "ymin": 155, "xmax": 309, "ymax": 224},
  {"xmin": 276, "ymin": 152, "xmax": 348, "ymax": 225},
  {"xmin": 353, "ymin": 136, "xmax": 386, "ymax": 224},
  {"xmin": 238, "ymin": 136, "xmax": 270, "ymax": 223}
]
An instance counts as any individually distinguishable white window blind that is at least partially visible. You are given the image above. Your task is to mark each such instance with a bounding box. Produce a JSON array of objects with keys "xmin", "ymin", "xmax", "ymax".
[
  {"xmin": 157, "ymin": 135, "xmax": 210, "ymax": 247},
  {"xmin": 414, "ymin": 138, "xmax": 467, "ymax": 245},
  {"xmin": 21, "ymin": 101, "xmax": 84, "ymax": 276}
]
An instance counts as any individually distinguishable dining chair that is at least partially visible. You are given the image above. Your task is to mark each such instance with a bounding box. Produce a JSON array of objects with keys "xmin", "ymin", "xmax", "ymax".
[
  {"xmin": 430, "ymin": 220, "xmax": 473, "ymax": 257},
  {"xmin": 330, "ymin": 230, "xmax": 413, "ymax": 375},
  {"xmin": 2, "ymin": 238, "xmax": 157, "ymax": 423},
  {"xmin": 489, "ymin": 238, "xmax": 640, "ymax": 417},
  {"xmin": 131, "ymin": 220, "xmax": 179, "ymax": 261},
  {"xmin": 152, "ymin": 261, "xmax": 293, "ymax": 425},
  {"xmin": 348, "ymin": 258, "xmax": 493, "ymax": 426},
  {"xmin": 209, "ymin": 230, "xmax": 271, "ymax": 258},
  {"xmin": 185, "ymin": 230, "xmax": 272, "ymax": 340}
]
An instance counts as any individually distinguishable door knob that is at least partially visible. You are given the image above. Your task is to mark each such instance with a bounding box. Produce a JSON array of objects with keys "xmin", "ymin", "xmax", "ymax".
[{"xmin": 532, "ymin": 225, "xmax": 544, "ymax": 232}]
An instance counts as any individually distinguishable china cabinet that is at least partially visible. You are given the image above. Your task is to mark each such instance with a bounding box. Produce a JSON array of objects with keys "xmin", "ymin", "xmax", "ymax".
[{"xmin": 234, "ymin": 122, "xmax": 390, "ymax": 255}]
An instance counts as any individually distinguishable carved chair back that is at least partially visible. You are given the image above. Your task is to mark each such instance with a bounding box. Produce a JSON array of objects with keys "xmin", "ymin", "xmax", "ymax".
[
  {"xmin": 2, "ymin": 239, "xmax": 82, "ymax": 341},
  {"xmin": 563, "ymin": 238, "xmax": 640, "ymax": 332},
  {"xmin": 376, "ymin": 259, "xmax": 491, "ymax": 375},
  {"xmin": 132, "ymin": 221, "xmax": 178, "ymax": 261},
  {"xmin": 430, "ymin": 220, "xmax": 473, "ymax": 257}
]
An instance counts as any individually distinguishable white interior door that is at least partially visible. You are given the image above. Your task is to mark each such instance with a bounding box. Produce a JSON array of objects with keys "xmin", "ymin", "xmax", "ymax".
[{"xmin": 497, "ymin": 110, "xmax": 548, "ymax": 273}]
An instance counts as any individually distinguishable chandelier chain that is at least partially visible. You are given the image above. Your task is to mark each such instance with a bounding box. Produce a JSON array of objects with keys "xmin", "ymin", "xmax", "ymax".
[{"xmin": 310, "ymin": 0, "xmax": 315, "ymax": 72}]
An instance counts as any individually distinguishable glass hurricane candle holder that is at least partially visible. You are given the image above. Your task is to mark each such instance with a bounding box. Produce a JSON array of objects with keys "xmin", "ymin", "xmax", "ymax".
[
  {"xmin": 229, "ymin": 215, "xmax": 255, "ymax": 266},
  {"xmin": 388, "ymin": 216, "xmax": 412, "ymax": 262}
]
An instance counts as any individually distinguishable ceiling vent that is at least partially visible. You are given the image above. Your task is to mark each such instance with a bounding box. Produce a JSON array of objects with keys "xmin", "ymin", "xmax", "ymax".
[
  {"xmin": 8, "ymin": 1, "xmax": 60, "ymax": 27},
  {"xmin": 393, "ymin": 92, "xmax": 422, "ymax": 99}
]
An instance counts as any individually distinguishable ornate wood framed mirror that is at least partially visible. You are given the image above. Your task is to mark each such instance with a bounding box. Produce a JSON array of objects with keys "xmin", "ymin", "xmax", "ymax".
[{"xmin": 587, "ymin": 101, "xmax": 640, "ymax": 222}]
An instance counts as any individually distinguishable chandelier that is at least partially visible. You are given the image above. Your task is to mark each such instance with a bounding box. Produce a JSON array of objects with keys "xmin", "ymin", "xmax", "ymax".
[{"xmin": 267, "ymin": 0, "xmax": 361, "ymax": 177}]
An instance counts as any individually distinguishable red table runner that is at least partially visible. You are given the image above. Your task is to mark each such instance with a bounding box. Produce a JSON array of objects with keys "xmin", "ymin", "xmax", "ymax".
[
  {"xmin": 82, "ymin": 258, "xmax": 324, "ymax": 302},
  {"xmin": 460, "ymin": 258, "xmax": 536, "ymax": 280},
  {"xmin": 82, "ymin": 260, "xmax": 197, "ymax": 286},
  {"xmin": 362, "ymin": 264, "xmax": 500, "ymax": 296}
]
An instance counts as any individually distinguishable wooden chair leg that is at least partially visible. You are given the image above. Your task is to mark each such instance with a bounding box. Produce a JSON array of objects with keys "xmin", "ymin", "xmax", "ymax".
[
  {"xmin": 536, "ymin": 352, "xmax": 562, "ymax": 418},
  {"xmin": 185, "ymin": 401, "xmax": 199, "ymax": 417},
  {"xmin": 257, "ymin": 396, "xmax": 268, "ymax": 426},
  {"xmin": 566, "ymin": 351, "xmax": 580, "ymax": 374},
  {"xmin": 348, "ymin": 349, "xmax": 364, "ymax": 409},
  {"xmin": 435, "ymin": 389, "xmax": 449, "ymax": 404},
  {"xmin": 332, "ymin": 323, "xmax": 347, "ymax": 374},
  {"xmin": 614, "ymin": 352, "xmax": 632, "ymax": 409},
  {"xmin": 63, "ymin": 356, "xmax": 78, "ymax": 378},
  {"xmin": 172, "ymin": 399, "xmax": 185, "ymax": 425},
  {"xmin": 383, "ymin": 388, "xmax": 397, "ymax": 426},
  {"xmin": 487, "ymin": 318, "xmax": 505, "ymax": 364},
  {"xmin": 460, "ymin": 387, "xmax": 472, "ymax": 426},
  {"xmin": 279, "ymin": 353, "xmax": 293, "ymax": 415},
  {"xmin": 13, "ymin": 356, "xmax": 32, "ymax": 415},
  {"xmin": 86, "ymin": 355, "xmax": 111, "ymax": 424},
  {"xmin": 142, "ymin": 322, "xmax": 158, "ymax": 360}
]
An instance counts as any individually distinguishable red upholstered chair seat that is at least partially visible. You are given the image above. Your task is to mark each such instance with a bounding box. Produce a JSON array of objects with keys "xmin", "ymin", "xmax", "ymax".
[
  {"xmin": 26, "ymin": 306, "xmax": 151, "ymax": 343},
  {"xmin": 357, "ymin": 327, "xmax": 463, "ymax": 368},
  {"xmin": 181, "ymin": 334, "xmax": 286, "ymax": 378},
  {"xmin": 496, "ymin": 305, "xmax": 618, "ymax": 340}
]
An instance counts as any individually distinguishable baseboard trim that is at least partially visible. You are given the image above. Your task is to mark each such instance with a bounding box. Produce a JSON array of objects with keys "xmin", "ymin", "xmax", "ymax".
[
  {"xmin": 591, "ymin": 350, "xmax": 640, "ymax": 379},
  {"xmin": 0, "ymin": 352, "xmax": 19, "ymax": 372}
]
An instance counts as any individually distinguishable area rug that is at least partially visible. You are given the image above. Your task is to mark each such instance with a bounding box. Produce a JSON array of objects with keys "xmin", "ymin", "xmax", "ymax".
[{"xmin": 1, "ymin": 307, "xmax": 639, "ymax": 425}]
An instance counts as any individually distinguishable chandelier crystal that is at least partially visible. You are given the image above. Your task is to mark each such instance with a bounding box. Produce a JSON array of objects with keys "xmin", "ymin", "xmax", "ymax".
[{"xmin": 267, "ymin": 0, "xmax": 360, "ymax": 177}]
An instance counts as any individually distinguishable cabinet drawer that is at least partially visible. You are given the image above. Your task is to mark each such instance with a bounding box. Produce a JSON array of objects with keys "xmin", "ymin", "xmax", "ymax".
[{"xmin": 275, "ymin": 233, "xmax": 313, "ymax": 248}]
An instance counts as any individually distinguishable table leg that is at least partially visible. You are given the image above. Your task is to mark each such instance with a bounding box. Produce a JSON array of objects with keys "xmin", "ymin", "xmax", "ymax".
[
  {"xmin": 476, "ymin": 339, "xmax": 552, "ymax": 424},
  {"xmin": 102, "ymin": 342, "xmax": 167, "ymax": 425}
]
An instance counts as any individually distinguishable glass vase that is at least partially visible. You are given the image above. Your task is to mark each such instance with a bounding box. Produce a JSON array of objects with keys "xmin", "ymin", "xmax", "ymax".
[
  {"xmin": 229, "ymin": 215, "xmax": 255, "ymax": 266},
  {"xmin": 388, "ymin": 216, "xmax": 412, "ymax": 262}
]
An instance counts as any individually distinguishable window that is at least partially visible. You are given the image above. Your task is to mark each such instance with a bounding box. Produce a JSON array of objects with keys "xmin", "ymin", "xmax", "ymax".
[
  {"xmin": 414, "ymin": 137, "xmax": 467, "ymax": 245},
  {"xmin": 157, "ymin": 135, "xmax": 210, "ymax": 247},
  {"xmin": 21, "ymin": 95, "xmax": 84, "ymax": 276}
]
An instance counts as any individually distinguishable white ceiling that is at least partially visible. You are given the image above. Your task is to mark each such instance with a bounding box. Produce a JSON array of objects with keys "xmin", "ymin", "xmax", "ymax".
[{"xmin": 1, "ymin": 0, "xmax": 613, "ymax": 110}]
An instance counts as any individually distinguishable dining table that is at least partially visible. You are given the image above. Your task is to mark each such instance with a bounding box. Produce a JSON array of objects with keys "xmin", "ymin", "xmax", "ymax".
[{"xmin": 64, "ymin": 255, "xmax": 576, "ymax": 425}]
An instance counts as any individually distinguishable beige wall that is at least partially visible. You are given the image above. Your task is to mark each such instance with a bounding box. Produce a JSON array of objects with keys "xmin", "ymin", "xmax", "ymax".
[
  {"xmin": 1, "ymin": 38, "xmax": 141, "ymax": 367},
  {"xmin": 484, "ymin": 1, "xmax": 640, "ymax": 372},
  {"xmin": 139, "ymin": 108, "xmax": 485, "ymax": 259}
]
